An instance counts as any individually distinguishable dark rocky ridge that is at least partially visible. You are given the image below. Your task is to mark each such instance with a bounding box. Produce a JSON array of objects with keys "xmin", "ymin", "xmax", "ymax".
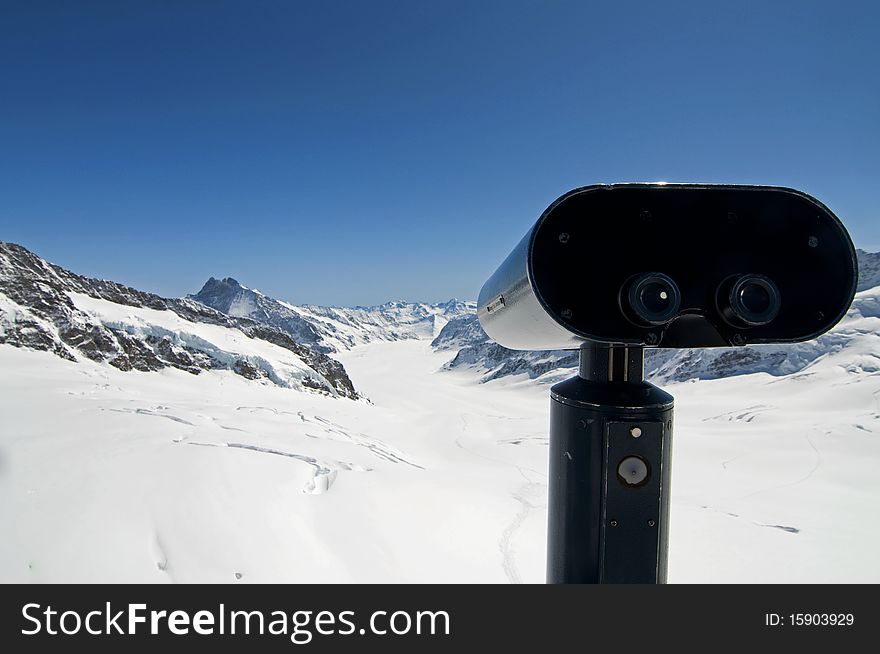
[{"xmin": 0, "ymin": 242, "xmax": 358, "ymax": 398}]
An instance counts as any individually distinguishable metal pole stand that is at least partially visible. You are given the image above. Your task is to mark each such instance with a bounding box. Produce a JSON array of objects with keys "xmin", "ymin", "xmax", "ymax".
[{"xmin": 546, "ymin": 343, "xmax": 674, "ymax": 583}]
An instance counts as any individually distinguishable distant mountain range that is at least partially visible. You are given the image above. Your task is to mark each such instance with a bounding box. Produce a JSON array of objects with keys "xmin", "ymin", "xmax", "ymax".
[
  {"xmin": 0, "ymin": 242, "xmax": 471, "ymax": 399},
  {"xmin": 191, "ymin": 276, "xmax": 473, "ymax": 353}
]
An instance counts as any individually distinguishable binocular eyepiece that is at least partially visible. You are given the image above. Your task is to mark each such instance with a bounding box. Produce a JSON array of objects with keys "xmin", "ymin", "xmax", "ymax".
[
  {"xmin": 622, "ymin": 271, "xmax": 782, "ymax": 329},
  {"xmin": 623, "ymin": 272, "xmax": 681, "ymax": 326},
  {"xmin": 718, "ymin": 273, "xmax": 781, "ymax": 327},
  {"xmin": 478, "ymin": 184, "xmax": 857, "ymax": 350}
]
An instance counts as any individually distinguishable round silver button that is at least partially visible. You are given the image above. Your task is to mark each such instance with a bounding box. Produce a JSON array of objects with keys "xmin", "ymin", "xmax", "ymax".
[{"xmin": 617, "ymin": 456, "xmax": 649, "ymax": 486}]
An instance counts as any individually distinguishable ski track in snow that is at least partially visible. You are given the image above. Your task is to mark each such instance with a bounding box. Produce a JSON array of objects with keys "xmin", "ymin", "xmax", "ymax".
[
  {"xmin": 235, "ymin": 406, "xmax": 302, "ymax": 417},
  {"xmin": 232, "ymin": 407, "xmax": 424, "ymax": 469},
  {"xmin": 309, "ymin": 415, "xmax": 425, "ymax": 469},
  {"xmin": 108, "ymin": 400, "xmax": 395, "ymax": 495},
  {"xmin": 498, "ymin": 468, "xmax": 544, "ymax": 584},
  {"xmin": 702, "ymin": 405, "xmax": 776, "ymax": 423},
  {"xmin": 152, "ymin": 532, "xmax": 171, "ymax": 577},
  {"xmin": 740, "ymin": 431, "xmax": 822, "ymax": 500},
  {"xmin": 721, "ymin": 454, "xmax": 746, "ymax": 471},
  {"xmin": 698, "ymin": 506, "xmax": 800, "ymax": 534},
  {"xmin": 182, "ymin": 440, "xmax": 354, "ymax": 494},
  {"xmin": 106, "ymin": 407, "xmax": 195, "ymax": 425},
  {"xmin": 457, "ymin": 412, "xmax": 546, "ymax": 584}
]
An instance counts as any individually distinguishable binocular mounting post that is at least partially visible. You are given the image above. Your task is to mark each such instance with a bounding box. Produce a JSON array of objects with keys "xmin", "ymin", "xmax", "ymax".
[{"xmin": 546, "ymin": 343, "xmax": 674, "ymax": 583}]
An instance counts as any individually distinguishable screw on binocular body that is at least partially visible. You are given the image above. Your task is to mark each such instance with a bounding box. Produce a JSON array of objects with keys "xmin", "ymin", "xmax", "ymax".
[
  {"xmin": 808, "ymin": 235, "xmax": 819, "ymax": 247},
  {"xmin": 732, "ymin": 333, "xmax": 746, "ymax": 346},
  {"xmin": 558, "ymin": 232, "xmax": 570, "ymax": 243}
]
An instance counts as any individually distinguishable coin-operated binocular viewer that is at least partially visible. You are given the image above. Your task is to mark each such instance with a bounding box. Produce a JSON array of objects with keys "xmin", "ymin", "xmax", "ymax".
[{"xmin": 477, "ymin": 184, "xmax": 858, "ymax": 583}]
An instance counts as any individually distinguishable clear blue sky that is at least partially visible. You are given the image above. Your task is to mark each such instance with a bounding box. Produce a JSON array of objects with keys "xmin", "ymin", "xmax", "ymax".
[{"xmin": 0, "ymin": 1, "xmax": 877, "ymax": 306}]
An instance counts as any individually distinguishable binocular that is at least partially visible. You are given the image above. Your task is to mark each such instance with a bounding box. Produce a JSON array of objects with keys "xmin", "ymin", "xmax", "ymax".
[
  {"xmin": 478, "ymin": 183, "xmax": 858, "ymax": 351},
  {"xmin": 478, "ymin": 183, "xmax": 858, "ymax": 584}
]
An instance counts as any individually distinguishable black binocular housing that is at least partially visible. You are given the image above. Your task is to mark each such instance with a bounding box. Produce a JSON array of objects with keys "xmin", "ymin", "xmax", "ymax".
[{"xmin": 478, "ymin": 184, "xmax": 857, "ymax": 350}]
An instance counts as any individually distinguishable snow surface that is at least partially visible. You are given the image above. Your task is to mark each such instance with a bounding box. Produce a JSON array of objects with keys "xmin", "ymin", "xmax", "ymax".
[{"xmin": 2, "ymin": 329, "xmax": 879, "ymax": 582}]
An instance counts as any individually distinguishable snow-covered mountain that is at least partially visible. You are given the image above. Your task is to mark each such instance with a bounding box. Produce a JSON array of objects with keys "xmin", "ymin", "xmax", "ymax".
[
  {"xmin": 435, "ymin": 250, "xmax": 880, "ymax": 384},
  {"xmin": 647, "ymin": 287, "xmax": 879, "ymax": 382},
  {"xmin": 0, "ymin": 243, "xmax": 358, "ymax": 398},
  {"xmin": 191, "ymin": 276, "xmax": 474, "ymax": 353},
  {"xmin": 858, "ymin": 248, "xmax": 880, "ymax": 291},
  {"xmin": 189, "ymin": 277, "xmax": 329, "ymax": 351},
  {"xmin": 433, "ymin": 315, "xmax": 579, "ymax": 382},
  {"xmin": 291, "ymin": 298, "xmax": 474, "ymax": 351}
]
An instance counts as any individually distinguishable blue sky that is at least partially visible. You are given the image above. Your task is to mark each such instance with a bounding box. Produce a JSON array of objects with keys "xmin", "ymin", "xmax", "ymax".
[{"xmin": 0, "ymin": 1, "xmax": 877, "ymax": 306}]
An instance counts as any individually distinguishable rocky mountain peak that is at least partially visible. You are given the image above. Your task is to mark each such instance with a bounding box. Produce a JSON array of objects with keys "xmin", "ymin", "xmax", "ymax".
[
  {"xmin": 199, "ymin": 276, "xmax": 243, "ymax": 292},
  {"xmin": 0, "ymin": 242, "xmax": 358, "ymax": 399}
]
